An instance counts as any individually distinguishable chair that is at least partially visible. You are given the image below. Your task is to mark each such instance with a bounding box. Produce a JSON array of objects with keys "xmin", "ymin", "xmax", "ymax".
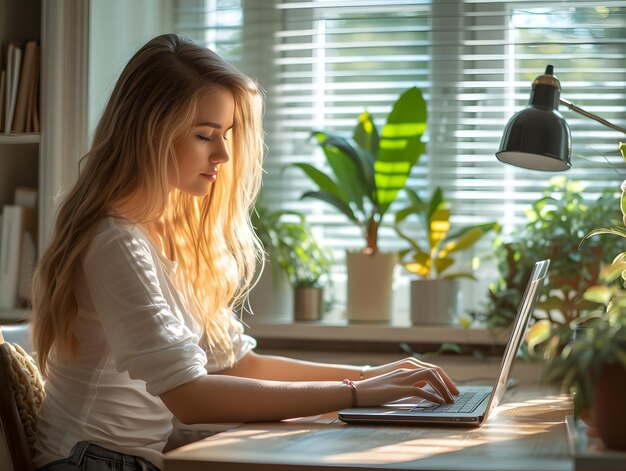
[
  {"xmin": 0, "ymin": 338, "xmax": 45, "ymax": 471},
  {"xmin": 0, "ymin": 324, "xmax": 33, "ymax": 352}
]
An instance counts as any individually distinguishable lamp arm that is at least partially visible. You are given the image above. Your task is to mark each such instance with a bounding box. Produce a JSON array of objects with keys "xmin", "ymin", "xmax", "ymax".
[{"xmin": 559, "ymin": 98, "xmax": 626, "ymax": 135}]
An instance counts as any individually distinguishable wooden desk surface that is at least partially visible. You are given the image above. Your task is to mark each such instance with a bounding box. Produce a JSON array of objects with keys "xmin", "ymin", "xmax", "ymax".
[{"xmin": 164, "ymin": 385, "xmax": 573, "ymax": 471}]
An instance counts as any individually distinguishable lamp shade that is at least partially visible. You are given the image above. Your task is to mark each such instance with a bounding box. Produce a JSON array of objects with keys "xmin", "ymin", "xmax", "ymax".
[{"xmin": 496, "ymin": 65, "xmax": 571, "ymax": 171}]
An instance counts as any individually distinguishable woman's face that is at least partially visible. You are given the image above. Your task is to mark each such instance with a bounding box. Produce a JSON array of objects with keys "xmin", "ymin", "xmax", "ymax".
[{"xmin": 170, "ymin": 87, "xmax": 235, "ymax": 196}]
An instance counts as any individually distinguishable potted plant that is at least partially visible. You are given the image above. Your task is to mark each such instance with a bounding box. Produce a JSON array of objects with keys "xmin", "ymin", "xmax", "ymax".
[
  {"xmin": 539, "ymin": 142, "xmax": 626, "ymax": 451},
  {"xmin": 250, "ymin": 205, "xmax": 333, "ymax": 322},
  {"xmin": 293, "ymin": 87, "xmax": 427, "ymax": 322},
  {"xmin": 474, "ymin": 177, "xmax": 623, "ymax": 329},
  {"xmin": 247, "ymin": 205, "xmax": 297, "ymax": 323},
  {"xmin": 394, "ymin": 187, "xmax": 499, "ymax": 325},
  {"xmin": 276, "ymin": 215, "xmax": 333, "ymax": 321},
  {"xmin": 542, "ymin": 266, "xmax": 626, "ymax": 451}
]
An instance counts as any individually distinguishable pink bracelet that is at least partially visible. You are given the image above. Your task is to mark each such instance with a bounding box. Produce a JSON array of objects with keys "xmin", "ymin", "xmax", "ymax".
[{"xmin": 342, "ymin": 379, "xmax": 358, "ymax": 407}]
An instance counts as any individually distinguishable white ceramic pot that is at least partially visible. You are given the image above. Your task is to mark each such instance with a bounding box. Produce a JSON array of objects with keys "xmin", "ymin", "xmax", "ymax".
[
  {"xmin": 346, "ymin": 251, "xmax": 397, "ymax": 322},
  {"xmin": 409, "ymin": 278, "xmax": 460, "ymax": 325},
  {"xmin": 247, "ymin": 260, "xmax": 292, "ymax": 324}
]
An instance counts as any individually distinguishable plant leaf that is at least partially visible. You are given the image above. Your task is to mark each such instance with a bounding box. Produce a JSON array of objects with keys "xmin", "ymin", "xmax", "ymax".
[
  {"xmin": 292, "ymin": 163, "xmax": 347, "ymax": 202},
  {"xmin": 439, "ymin": 227, "xmax": 484, "ymax": 257},
  {"xmin": 394, "ymin": 224, "xmax": 424, "ymax": 254},
  {"xmin": 428, "ymin": 187, "xmax": 444, "ymax": 224},
  {"xmin": 443, "ymin": 222, "xmax": 500, "ymax": 245},
  {"xmin": 429, "ymin": 208, "xmax": 450, "ymax": 252},
  {"xmin": 583, "ymin": 285, "xmax": 614, "ymax": 305},
  {"xmin": 376, "ymin": 138, "xmax": 426, "ymax": 216},
  {"xmin": 400, "ymin": 187, "xmax": 429, "ymax": 230},
  {"xmin": 526, "ymin": 319, "xmax": 553, "ymax": 355},
  {"xmin": 600, "ymin": 261, "xmax": 626, "ymax": 282},
  {"xmin": 313, "ymin": 131, "xmax": 376, "ymax": 183},
  {"xmin": 353, "ymin": 111, "xmax": 379, "ymax": 158},
  {"xmin": 434, "ymin": 256, "xmax": 454, "ymax": 276},
  {"xmin": 375, "ymin": 87, "xmax": 427, "ymax": 216},
  {"xmin": 315, "ymin": 138, "xmax": 369, "ymax": 213},
  {"xmin": 536, "ymin": 295, "xmax": 564, "ymax": 311},
  {"xmin": 621, "ymin": 187, "xmax": 626, "ymax": 226},
  {"xmin": 580, "ymin": 226, "xmax": 626, "ymax": 249},
  {"xmin": 404, "ymin": 251, "xmax": 431, "ymax": 278},
  {"xmin": 314, "ymin": 132, "xmax": 375, "ymax": 194},
  {"xmin": 406, "ymin": 187, "xmax": 423, "ymax": 206},
  {"xmin": 300, "ymin": 190, "xmax": 359, "ymax": 224}
]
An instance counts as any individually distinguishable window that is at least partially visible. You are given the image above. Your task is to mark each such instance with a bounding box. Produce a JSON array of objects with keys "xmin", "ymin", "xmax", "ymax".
[{"xmin": 174, "ymin": 0, "xmax": 626, "ymax": 309}]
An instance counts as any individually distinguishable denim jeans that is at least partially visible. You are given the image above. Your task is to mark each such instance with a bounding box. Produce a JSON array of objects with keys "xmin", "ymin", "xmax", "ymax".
[{"xmin": 37, "ymin": 441, "xmax": 161, "ymax": 471}]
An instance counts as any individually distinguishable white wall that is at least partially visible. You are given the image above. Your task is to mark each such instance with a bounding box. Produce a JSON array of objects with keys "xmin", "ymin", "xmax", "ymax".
[{"xmin": 88, "ymin": 0, "xmax": 174, "ymax": 140}]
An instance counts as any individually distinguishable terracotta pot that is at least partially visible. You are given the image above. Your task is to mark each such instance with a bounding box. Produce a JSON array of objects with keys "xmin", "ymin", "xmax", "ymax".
[
  {"xmin": 593, "ymin": 362, "xmax": 626, "ymax": 450},
  {"xmin": 294, "ymin": 286, "xmax": 323, "ymax": 321}
]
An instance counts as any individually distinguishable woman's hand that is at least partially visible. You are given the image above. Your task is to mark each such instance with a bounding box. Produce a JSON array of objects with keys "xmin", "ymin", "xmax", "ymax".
[
  {"xmin": 354, "ymin": 366, "xmax": 455, "ymax": 407},
  {"xmin": 363, "ymin": 357, "xmax": 459, "ymax": 396}
]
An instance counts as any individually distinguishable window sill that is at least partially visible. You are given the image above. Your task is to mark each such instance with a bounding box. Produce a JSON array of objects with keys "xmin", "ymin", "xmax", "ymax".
[{"xmin": 246, "ymin": 320, "xmax": 509, "ymax": 346}]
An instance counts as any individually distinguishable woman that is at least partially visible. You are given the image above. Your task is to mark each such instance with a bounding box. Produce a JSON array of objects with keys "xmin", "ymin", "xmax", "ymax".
[{"xmin": 31, "ymin": 34, "xmax": 458, "ymax": 470}]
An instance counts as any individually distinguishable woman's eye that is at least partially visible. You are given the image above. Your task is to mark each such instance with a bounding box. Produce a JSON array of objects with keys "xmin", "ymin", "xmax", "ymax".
[{"xmin": 197, "ymin": 135, "xmax": 211, "ymax": 142}]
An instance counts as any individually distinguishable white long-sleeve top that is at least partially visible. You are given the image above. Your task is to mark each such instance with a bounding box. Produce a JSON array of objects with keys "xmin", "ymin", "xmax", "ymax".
[{"xmin": 33, "ymin": 217, "xmax": 256, "ymax": 469}]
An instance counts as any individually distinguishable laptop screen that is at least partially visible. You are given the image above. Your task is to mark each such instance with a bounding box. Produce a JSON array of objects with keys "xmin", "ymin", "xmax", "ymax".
[{"xmin": 483, "ymin": 259, "xmax": 550, "ymax": 419}]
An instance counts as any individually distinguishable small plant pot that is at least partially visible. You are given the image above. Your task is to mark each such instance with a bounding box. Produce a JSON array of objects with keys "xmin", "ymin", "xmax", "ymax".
[
  {"xmin": 294, "ymin": 286, "xmax": 323, "ymax": 321},
  {"xmin": 409, "ymin": 278, "xmax": 460, "ymax": 325},
  {"xmin": 593, "ymin": 362, "xmax": 626, "ymax": 451}
]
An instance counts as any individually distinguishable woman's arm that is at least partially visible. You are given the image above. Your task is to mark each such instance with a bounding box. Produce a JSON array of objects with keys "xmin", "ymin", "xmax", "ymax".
[
  {"xmin": 160, "ymin": 366, "xmax": 454, "ymax": 425},
  {"xmin": 218, "ymin": 351, "xmax": 364, "ymax": 381},
  {"xmin": 219, "ymin": 351, "xmax": 459, "ymax": 395}
]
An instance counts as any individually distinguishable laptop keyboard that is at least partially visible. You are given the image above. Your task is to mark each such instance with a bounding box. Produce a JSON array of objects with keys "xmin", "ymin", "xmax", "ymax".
[{"xmin": 410, "ymin": 391, "xmax": 490, "ymax": 414}]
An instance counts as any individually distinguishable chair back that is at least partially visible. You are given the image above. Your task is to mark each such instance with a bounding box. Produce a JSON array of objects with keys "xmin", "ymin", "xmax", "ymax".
[{"xmin": 0, "ymin": 341, "xmax": 45, "ymax": 471}]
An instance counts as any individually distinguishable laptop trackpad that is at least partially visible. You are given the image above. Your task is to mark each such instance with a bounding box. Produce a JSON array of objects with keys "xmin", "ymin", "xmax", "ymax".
[{"xmin": 383, "ymin": 386, "xmax": 439, "ymax": 409}]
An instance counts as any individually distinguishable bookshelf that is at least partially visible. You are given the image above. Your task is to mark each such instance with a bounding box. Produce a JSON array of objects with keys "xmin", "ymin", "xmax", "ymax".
[{"xmin": 0, "ymin": 0, "xmax": 41, "ymax": 322}]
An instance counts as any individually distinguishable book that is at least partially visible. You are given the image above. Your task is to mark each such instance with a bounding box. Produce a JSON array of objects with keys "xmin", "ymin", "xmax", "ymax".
[
  {"xmin": 0, "ymin": 205, "xmax": 36, "ymax": 309},
  {"xmin": 4, "ymin": 42, "xmax": 22, "ymax": 135},
  {"xmin": 12, "ymin": 40, "xmax": 37, "ymax": 133},
  {"xmin": 24, "ymin": 44, "xmax": 39, "ymax": 133},
  {"xmin": 566, "ymin": 415, "xmax": 626, "ymax": 471},
  {"xmin": 30, "ymin": 46, "xmax": 39, "ymax": 134}
]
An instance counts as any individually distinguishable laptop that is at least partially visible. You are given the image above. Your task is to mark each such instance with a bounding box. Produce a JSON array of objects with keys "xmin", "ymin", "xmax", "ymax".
[{"xmin": 339, "ymin": 259, "xmax": 550, "ymax": 427}]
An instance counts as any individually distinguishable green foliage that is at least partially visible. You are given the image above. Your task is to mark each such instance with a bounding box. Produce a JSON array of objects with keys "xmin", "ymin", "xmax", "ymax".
[
  {"xmin": 293, "ymin": 87, "xmax": 428, "ymax": 253},
  {"xmin": 251, "ymin": 206, "xmax": 333, "ymax": 288},
  {"xmin": 394, "ymin": 187, "xmax": 499, "ymax": 280},
  {"xmin": 531, "ymin": 143, "xmax": 626, "ymax": 414},
  {"xmin": 541, "ymin": 269, "xmax": 626, "ymax": 413},
  {"xmin": 474, "ymin": 177, "xmax": 624, "ymax": 328}
]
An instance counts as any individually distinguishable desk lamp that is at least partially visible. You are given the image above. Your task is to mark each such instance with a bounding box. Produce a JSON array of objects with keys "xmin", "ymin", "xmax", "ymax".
[{"xmin": 496, "ymin": 65, "xmax": 626, "ymax": 171}]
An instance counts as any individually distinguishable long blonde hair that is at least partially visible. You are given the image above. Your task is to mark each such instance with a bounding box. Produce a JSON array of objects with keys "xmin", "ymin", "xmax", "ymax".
[{"xmin": 32, "ymin": 34, "xmax": 264, "ymax": 376}]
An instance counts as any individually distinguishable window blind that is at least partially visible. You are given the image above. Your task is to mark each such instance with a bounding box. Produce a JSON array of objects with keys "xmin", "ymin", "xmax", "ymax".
[{"xmin": 174, "ymin": 0, "xmax": 626, "ymax": 255}]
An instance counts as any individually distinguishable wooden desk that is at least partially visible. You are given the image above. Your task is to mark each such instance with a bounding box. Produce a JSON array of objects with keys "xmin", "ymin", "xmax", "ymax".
[{"xmin": 164, "ymin": 385, "xmax": 573, "ymax": 471}]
